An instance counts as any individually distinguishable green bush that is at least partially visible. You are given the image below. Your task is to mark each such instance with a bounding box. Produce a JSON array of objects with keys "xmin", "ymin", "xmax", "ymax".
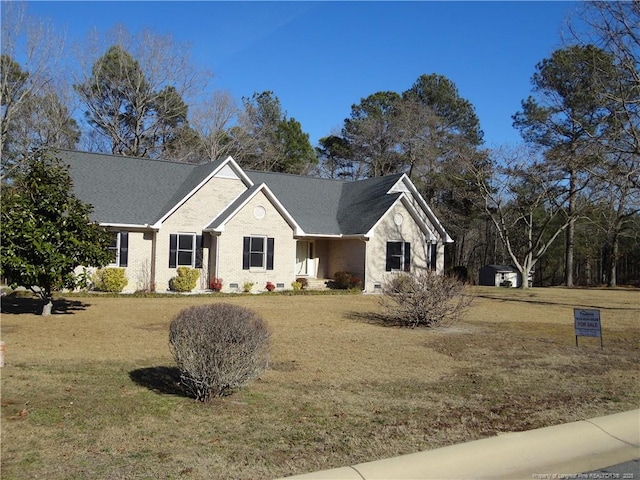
[
  {"xmin": 93, "ymin": 268, "xmax": 128, "ymax": 293},
  {"xmin": 291, "ymin": 281, "xmax": 302, "ymax": 291},
  {"xmin": 169, "ymin": 303, "xmax": 270, "ymax": 401},
  {"xmin": 169, "ymin": 267, "xmax": 200, "ymax": 292}
]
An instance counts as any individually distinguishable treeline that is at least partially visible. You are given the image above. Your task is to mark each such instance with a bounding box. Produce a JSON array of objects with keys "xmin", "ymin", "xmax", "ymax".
[{"xmin": 2, "ymin": 2, "xmax": 638, "ymax": 287}]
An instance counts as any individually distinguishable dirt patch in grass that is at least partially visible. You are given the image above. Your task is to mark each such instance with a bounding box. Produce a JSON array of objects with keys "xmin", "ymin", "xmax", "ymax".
[{"xmin": 1, "ymin": 288, "xmax": 638, "ymax": 479}]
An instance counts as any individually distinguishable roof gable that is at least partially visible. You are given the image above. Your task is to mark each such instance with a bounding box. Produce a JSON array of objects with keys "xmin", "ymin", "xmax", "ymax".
[
  {"xmin": 58, "ymin": 150, "xmax": 250, "ymax": 227},
  {"xmin": 246, "ymin": 171, "xmax": 345, "ymax": 234},
  {"xmin": 205, "ymin": 183, "xmax": 302, "ymax": 234},
  {"xmin": 393, "ymin": 174, "xmax": 453, "ymax": 243},
  {"xmin": 152, "ymin": 156, "xmax": 252, "ymax": 227}
]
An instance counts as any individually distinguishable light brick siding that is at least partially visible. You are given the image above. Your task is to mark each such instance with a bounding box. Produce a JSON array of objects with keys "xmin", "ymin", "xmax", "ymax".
[
  {"xmin": 365, "ymin": 201, "xmax": 440, "ymax": 293},
  {"xmin": 314, "ymin": 239, "xmax": 330, "ymax": 278},
  {"xmin": 155, "ymin": 176, "xmax": 247, "ymax": 291},
  {"xmin": 215, "ymin": 191, "xmax": 296, "ymax": 292},
  {"xmin": 325, "ymin": 239, "xmax": 366, "ymax": 281},
  {"xmin": 76, "ymin": 229, "xmax": 152, "ymax": 293},
  {"xmin": 121, "ymin": 230, "xmax": 154, "ymax": 293}
]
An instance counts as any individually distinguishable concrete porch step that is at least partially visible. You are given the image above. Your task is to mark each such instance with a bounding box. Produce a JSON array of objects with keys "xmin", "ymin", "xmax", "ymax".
[{"xmin": 300, "ymin": 278, "xmax": 331, "ymax": 290}]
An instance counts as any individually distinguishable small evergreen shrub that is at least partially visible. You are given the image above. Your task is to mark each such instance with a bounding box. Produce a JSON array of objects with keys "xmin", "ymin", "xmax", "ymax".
[
  {"xmin": 332, "ymin": 271, "xmax": 362, "ymax": 290},
  {"xmin": 169, "ymin": 267, "xmax": 200, "ymax": 292},
  {"xmin": 169, "ymin": 303, "xmax": 270, "ymax": 401},
  {"xmin": 295, "ymin": 277, "xmax": 308, "ymax": 289},
  {"xmin": 93, "ymin": 268, "xmax": 128, "ymax": 293},
  {"xmin": 291, "ymin": 281, "xmax": 302, "ymax": 291}
]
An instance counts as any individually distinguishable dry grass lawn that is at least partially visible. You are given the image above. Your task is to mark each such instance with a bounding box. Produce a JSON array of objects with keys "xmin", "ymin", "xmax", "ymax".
[{"xmin": 1, "ymin": 287, "xmax": 639, "ymax": 479}]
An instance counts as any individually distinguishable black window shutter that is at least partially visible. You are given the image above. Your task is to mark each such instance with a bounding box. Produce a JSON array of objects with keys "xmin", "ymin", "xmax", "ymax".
[
  {"xmin": 195, "ymin": 235, "xmax": 203, "ymax": 269},
  {"xmin": 242, "ymin": 237, "xmax": 250, "ymax": 270},
  {"xmin": 119, "ymin": 232, "xmax": 128, "ymax": 267},
  {"xmin": 431, "ymin": 243, "xmax": 437, "ymax": 271},
  {"xmin": 266, "ymin": 238, "xmax": 274, "ymax": 270},
  {"xmin": 385, "ymin": 242, "xmax": 393, "ymax": 272},
  {"xmin": 430, "ymin": 243, "xmax": 437, "ymax": 271},
  {"xmin": 169, "ymin": 234, "xmax": 177, "ymax": 268},
  {"xmin": 403, "ymin": 242, "xmax": 411, "ymax": 272}
]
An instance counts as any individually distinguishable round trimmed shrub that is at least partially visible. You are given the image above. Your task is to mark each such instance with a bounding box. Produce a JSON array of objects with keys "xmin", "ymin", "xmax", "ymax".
[
  {"xmin": 93, "ymin": 267, "xmax": 128, "ymax": 292},
  {"xmin": 169, "ymin": 303, "xmax": 270, "ymax": 401},
  {"xmin": 169, "ymin": 267, "xmax": 200, "ymax": 292}
]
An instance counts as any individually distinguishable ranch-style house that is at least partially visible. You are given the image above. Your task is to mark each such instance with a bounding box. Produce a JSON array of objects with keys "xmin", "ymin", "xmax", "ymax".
[{"xmin": 59, "ymin": 150, "xmax": 453, "ymax": 293}]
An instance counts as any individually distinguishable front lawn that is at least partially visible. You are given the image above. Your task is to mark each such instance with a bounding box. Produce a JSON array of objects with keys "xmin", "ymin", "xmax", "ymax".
[{"xmin": 1, "ymin": 288, "xmax": 638, "ymax": 479}]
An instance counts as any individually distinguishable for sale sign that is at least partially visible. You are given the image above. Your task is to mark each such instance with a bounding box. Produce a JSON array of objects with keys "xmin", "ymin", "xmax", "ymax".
[{"xmin": 574, "ymin": 308, "xmax": 603, "ymax": 348}]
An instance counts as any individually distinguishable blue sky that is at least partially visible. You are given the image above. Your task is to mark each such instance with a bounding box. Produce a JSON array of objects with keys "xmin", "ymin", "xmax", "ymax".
[{"xmin": 23, "ymin": 1, "xmax": 580, "ymax": 148}]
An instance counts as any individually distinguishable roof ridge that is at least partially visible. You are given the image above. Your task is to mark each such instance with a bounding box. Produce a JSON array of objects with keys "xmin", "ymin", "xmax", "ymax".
[
  {"xmin": 246, "ymin": 169, "xmax": 350, "ymax": 183},
  {"xmin": 54, "ymin": 148, "xmax": 202, "ymax": 167}
]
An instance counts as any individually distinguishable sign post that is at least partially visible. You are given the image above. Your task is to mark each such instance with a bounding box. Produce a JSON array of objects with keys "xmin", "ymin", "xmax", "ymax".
[{"xmin": 574, "ymin": 308, "xmax": 603, "ymax": 349}]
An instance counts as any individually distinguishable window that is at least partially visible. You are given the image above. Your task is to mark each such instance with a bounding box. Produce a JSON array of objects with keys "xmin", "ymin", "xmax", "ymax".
[
  {"xmin": 169, "ymin": 234, "xmax": 203, "ymax": 268},
  {"xmin": 243, "ymin": 236, "xmax": 274, "ymax": 270},
  {"xmin": 107, "ymin": 232, "xmax": 128, "ymax": 267},
  {"xmin": 250, "ymin": 237, "xmax": 264, "ymax": 268},
  {"xmin": 178, "ymin": 234, "xmax": 194, "ymax": 266},
  {"xmin": 386, "ymin": 241, "xmax": 410, "ymax": 272}
]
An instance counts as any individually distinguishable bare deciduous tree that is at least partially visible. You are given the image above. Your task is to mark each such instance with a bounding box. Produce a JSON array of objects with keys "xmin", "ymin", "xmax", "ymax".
[
  {"xmin": 1, "ymin": 3, "xmax": 70, "ymax": 177},
  {"xmin": 469, "ymin": 145, "xmax": 577, "ymax": 289},
  {"xmin": 187, "ymin": 90, "xmax": 238, "ymax": 162}
]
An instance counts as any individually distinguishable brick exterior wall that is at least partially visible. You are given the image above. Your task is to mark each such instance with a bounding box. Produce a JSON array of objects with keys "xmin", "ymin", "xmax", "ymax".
[
  {"xmin": 364, "ymin": 200, "xmax": 444, "ymax": 293},
  {"xmin": 325, "ymin": 239, "xmax": 366, "ymax": 281},
  {"xmin": 120, "ymin": 230, "xmax": 154, "ymax": 293},
  {"xmin": 154, "ymin": 176, "xmax": 247, "ymax": 292},
  {"xmin": 215, "ymin": 190, "xmax": 296, "ymax": 293}
]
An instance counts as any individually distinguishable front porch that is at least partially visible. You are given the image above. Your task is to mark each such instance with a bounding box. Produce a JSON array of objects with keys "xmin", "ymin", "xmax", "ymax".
[{"xmin": 294, "ymin": 237, "xmax": 367, "ymax": 289}]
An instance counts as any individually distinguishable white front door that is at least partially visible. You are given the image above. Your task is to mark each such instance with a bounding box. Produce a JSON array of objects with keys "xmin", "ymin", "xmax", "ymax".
[{"xmin": 296, "ymin": 241, "xmax": 312, "ymax": 276}]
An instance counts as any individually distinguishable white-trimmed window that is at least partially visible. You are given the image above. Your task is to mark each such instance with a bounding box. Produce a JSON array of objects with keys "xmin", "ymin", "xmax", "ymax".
[
  {"xmin": 386, "ymin": 241, "xmax": 410, "ymax": 272},
  {"xmin": 169, "ymin": 233, "xmax": 203, "ymax": 268},
  {"xmin": 108, "ymin": 232, "xmax": 128, "ymax": 267},
  {"xmin": 242, "ymin": 236, "xmax": 274, "ymax": 270}
]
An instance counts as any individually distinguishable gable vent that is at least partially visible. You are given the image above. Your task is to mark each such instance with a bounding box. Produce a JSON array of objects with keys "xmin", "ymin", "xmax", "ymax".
[
  {"xmin": 387, "ymin": 178, "xmax": 410, "ymax": 194},
  {"xmin": 215, "ymin": 164, "xmax": 240, "ymax": 180}
]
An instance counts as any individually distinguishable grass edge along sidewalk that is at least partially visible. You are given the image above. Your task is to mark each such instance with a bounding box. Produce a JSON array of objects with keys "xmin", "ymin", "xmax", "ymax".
[{"xmin": 279, "ymin": 409, "xmax": 640, "ymax": 480}]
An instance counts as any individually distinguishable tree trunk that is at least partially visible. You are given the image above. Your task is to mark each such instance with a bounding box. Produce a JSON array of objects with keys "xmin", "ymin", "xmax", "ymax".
[
  {"xmin": 608, "ymin": 234, "xmax": 618, "ymax": 288},
  {"xmin": 41, "ymin": 300, "xmax": 53, "ymax": 316},
  {"xmin": 565, "ymin": 169, "xmax": 576, "ymax": 287}
]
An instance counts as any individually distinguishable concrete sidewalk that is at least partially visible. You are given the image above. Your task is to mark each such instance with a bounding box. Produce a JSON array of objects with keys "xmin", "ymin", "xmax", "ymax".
[{"xmin": 277, "ymin": 409, "xmax": 640, "ymax": 480}]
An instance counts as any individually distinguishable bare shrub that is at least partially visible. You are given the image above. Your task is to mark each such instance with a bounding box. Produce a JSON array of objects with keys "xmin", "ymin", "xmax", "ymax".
[
  {"xmin": 168, "ymin": 303, "xmax": 270, "ymax": 401},
  {"xmin": 381, "ymin": 270, "xmax": 473, "ymax": 328}
]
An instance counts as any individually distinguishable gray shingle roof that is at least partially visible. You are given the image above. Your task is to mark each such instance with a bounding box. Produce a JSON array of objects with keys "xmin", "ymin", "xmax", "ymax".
[
  {"xmin": 246, "ymin": 171, "xmax": 403, "ymax": 235},
  {"xmin": 58, "ymin": 150, "xmax": 406, "ymax": 236},
  {"xmin": 57, "ymin": 149, "xmax": 223, "ymax": 226}
]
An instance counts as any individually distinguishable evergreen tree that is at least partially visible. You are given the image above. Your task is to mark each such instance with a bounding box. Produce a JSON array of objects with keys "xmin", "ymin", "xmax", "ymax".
[
  {"xmin": 0, "ymin": 151, "xmax": 112, "ymax": 315},
  {"xmin": 231, "ymin": 91, "xmax": 316, "ymax": 173}
]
